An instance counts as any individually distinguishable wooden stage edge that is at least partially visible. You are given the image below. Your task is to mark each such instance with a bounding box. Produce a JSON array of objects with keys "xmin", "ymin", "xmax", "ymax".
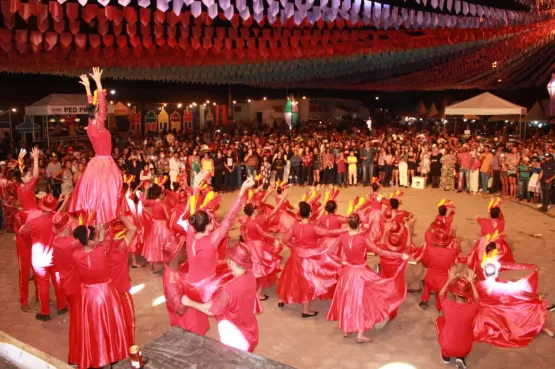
[{"xmin": 113, "ymin": 327, "xmax": 295, "ymax": 369}]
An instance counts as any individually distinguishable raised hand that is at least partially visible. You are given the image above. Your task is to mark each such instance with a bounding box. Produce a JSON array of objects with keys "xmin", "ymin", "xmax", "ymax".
[
  {"xmin": 89, "ymin": 67, "xmax": 103, "ymax": 83},
  {"xmin": 193, "ymin": 170, "xmax": 208, "ymax": 188},
  {"xmin": 79, "ymin": 74, "xmax": 90, "ymax": 88},
  {"xmin": 447, "ymin": 265, "xmax": 458, "ymax": 282},
  {"xmin": 241, "ymin": 177, "xmax": 256, "ymax": 192},
  {"xmin": 18, "ymin": 148, "xmax": 27, "ymax": 159},
  {"xmin": 31, "ymin": 147, "xmax": 40, "ymax": 160},
  {"xmin": 465, "ymin": 269, "xmax": 476, "ymax": 283}
]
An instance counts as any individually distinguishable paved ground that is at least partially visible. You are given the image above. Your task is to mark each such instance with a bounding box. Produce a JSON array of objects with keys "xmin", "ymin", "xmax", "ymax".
[{"xmin": 1, "ymin": 186, "xmax": 554, "ymax": 369}]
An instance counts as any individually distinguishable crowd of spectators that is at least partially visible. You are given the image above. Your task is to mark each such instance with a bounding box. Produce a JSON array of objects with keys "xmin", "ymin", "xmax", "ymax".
[{"xmin": 0, "ymin": 121, "xmax": 553, "ymax": 232}]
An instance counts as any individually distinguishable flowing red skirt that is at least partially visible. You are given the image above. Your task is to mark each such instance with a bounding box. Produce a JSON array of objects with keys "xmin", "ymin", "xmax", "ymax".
[
  {"xmin": 69, "ymin": 156, "xmax": 122, "ymax": 224},
  {"xmin": 276, "ymin": 246, "xmax": 341, "ymax": 304},
  {"xmin": 266, "ymin": 209, "xmax": 297, "ymax": 233},
  {"xmin": 473, "ymin": 296, "xmax": 547, "ymax": 348},
  {"xmin": 179, "ymin": 262, "xmax": 233, "ymax": 335},
  {"xmin": 142, "ymin": 219, "xmax": 169, "ymax": 262},
  {"xmin": 77, "ymin": 281, "xmax": 130, "ymax": 369},
  {"xmin": 364, "ymin": 209, "xmax": 384, "ymax": 243},
  {"xmin": 327, "ymin": 262, "xmax": 407, "ymax": 333},
  {"xmin": 244, "ymin": 240, "xmax": 283, "ymax": 289},
  {"xmin": 379, "ymin": 256, "xmax": 406, "ymax": 320}
]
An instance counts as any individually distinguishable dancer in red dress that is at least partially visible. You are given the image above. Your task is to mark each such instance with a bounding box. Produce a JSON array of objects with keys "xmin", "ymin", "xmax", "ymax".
[
  {"xmin": 52, "ymin": 208, "xmax": 80, "ymax": 365},
  {"xmin": 361, "ymin": 182, "xmax": 387, "ymax": 243},
  {"xmin": 326, "ymin": 213, "xmax": 409, "ymax": 343},
  {"xmin": 317, "ymin": 192, "xmax": 349, "ymax": 254},
  {"xmin": 69, "ymin": 68, "xmax": 122, "ymax": 224},
  {"xmin": 466, "ymin": 231, "xmax": 514, "ymax": 278},
  {"xmin": 276, "ymin": 201, "xmax": 346, "ymax": 317},
  {"xmin": 265, "ymin": 182, "xmax": 296, "ymax": 233},
  {"xmin": 162, "ymin": 234, "xmax": 188, "ymax": 328},
  {"xmin": 14, "ymin": 147, "xmax": 41, "ymax": 312},
  {"xmin": 435, "ymin": 267, "xmax": 479, "ymax": 369},
  {"xmin": 182, "ymin": 243, "xmax": 262, "ymax": 353},
  {"xmin": 72, "ymin": 224, "xmax": 130, "ymax": 369},
  {"xmin": 419, "ymin": 226, "xmax": 462, "ymax": 311},
  {"xmin": 240, "ymin": 201, "xmax": 285, "ymax": 300},
  {"xmin": 179, "ymin": 172, "xmax": 254, "ymax": 335},
  {"xmin": 138, "ymin": 183, "xmax": 170, "ymax": 272},
  {"xmin": 20, "ymin": 194, "xmax": 67, "ymax": 321},
  {"xmin": 107, "ymin": 215, "xmax": 138, "ymax": 345},
  {"xmin": 375, "ymin": 216, "xmax": 417, "ymax": 320},
  {"xmin": 435, "ymin": 199, "xmax": 455, "ymax": 232},
  {"xmin": 476, "ymin": 198, "xmax": 505, "ymax": 236},
  {"xmin": 472, "ymin": 244, "xmax": 554, "ymax": 347}
]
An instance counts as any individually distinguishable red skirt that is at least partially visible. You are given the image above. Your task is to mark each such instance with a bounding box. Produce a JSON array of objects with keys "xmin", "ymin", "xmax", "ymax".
[
  {"xmin": 142, "ymin": 219, "xmax": 169, "ymax": 262},
  {"xmin": 473, "ymin": 298, "xmax": 547, "ymax": 348},
  {"xmin": 180, "ymin": 263, "xmax": 233, "ymax": 335},
  {"xmin": 364, "ymin": 209, "xmax": 384, "ymax": 243},
  {"xmin": 77, "ymin": 281, "xmax": 130, "ymax": 369},
  {"xmin": 276, "ymin": 247, "xmax": 341, "ymax": 304},
  {"xmin": 244, "ymin": 240, "xmax": 282, "ymax": 289},
  {"xmin": 266, "ymin": 209, "xmax": 296, "ymax": 233},
  {"xmin": 69, "ymin": 156, "xmax": 122, "ymax": 224},
  {"xmin": 326, "ymin": 262, "xmax": 407, "ymax": 333}
]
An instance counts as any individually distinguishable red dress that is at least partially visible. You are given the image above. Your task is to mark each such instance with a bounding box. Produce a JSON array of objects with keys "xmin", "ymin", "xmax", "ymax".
[
  {"xmin": 141, "ymin": 198, "xmax": 170, "ymax": 263},
  {"xmin": 436, "ymin": 298, "xmax": 479, "ymax": 358},
  {"xmin": 210, "ymin": 271, "xmax": 262, "ymax": 352},
  {"xmin": 477, "ymin": 211, "xmax": 505, "ymax": 236},
  {"xmin": 69, "ymin": 92, "xmax": 122, "ymax": 224},
  {"xmin": 361, "ymin": 193, "xmax": 385, "ymax": 242},
  {"xmin": 179, "ymin": 194, "xmax": 243, "ymax": 335},
  {"xmin": 326, "ymin": 233, "xmax": 407, "ymax": 333},
  {"xmin": 276, "ymin": 222, "xmax": 344, "ymax": 304},
  {"xmin": 317, "ymin": 213, "xmax": 348, "ymax": 256},
  {"xmin": 15, "ymin": 177, "xmax": 40, "ymax": 306},
  {"xmin": 52, "ymin": 236, "xmax": 82, "ymax": 365},
  {"xmin": 21, "ymin": 213, "xmax": 66, "ymax": 316},
  {"xmin": 421, "ymin": 243, "xmax": 461, "ymax": 311},
  {"xmin": 265, "ymin": 194, "xmax": 296, "ymax": 233},
  {"xmin": 433, "ymin": 212, "xmax": 455, "ymax": 232},
  {"xmin": 240, "ymin": 217, "xmax": 282, "ymax": 289},
  {"xmin": 473, "ymin": 263, "xmax": 546, "ymax": 348},
  {"xmin": 466, "ymin": 235, "xmax": 515, "ymax": 279},
  {"xmin": 73, "ymin": 246, "xmax": 130, "ymax": 369},
  {"xmin": 107, "ymin": 238, "xmax": 135, "ymax": 345}
]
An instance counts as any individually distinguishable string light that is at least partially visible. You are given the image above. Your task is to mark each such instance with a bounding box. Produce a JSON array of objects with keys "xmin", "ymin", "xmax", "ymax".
[
  {"xmin": 263, "ymin": 97, "xmax": 267, "ymax": 100},
  {"xmin": 375, "ymin": 96, "xmax": 379, "ymax": 100},
  {"xmin": 233, "ymin": 100, "xmax": 237, "ymax": 104},
  {"xmin": 492, "ymin": 61, "xmax": 497, "ymax": 68},
  {"xmin": 302, "ymin": 96, "xmax": 306, "ymax": 99},
  {"xmin": 110, "ymin": 89, "xmax": 116, "ymax": 95},
  {"xmin": 247, "ymin": 99, "xmax": 251, "ymax": 103},
  {"xmin": 11, "ymin": 108, "xmax": 17, "ymax": 112},
  {"xmin": 177, "ymin": 103, "xmax": 183, "ymax": 108},
  {"xmin": 127, "ymin": 103, "xmax": 131, "ymax": 107}
]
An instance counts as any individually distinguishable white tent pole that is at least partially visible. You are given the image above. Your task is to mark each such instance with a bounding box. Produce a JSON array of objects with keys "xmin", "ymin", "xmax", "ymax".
[{"xmin": 45, "ymin": 116, "xmax": 50, "ymax": 148}]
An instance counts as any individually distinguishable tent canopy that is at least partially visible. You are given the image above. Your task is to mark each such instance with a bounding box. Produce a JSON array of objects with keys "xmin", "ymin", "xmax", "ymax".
[
  {"xmin": 25, "ymin": 94, "xmax": 115, "ymax": 116},
  {"xmin": 444, "ymin": 92, "xmax": 527, "ymax": 116},
  {"xmin": 524, "ymin": 101, "xmax": 549, "ymax": 122}
]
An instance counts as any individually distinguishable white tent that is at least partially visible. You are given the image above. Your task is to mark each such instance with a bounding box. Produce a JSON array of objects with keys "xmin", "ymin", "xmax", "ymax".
[
  {"xmin": 25, "ymin": 94, "xmax": 115, "ymax": 116},
  {"xmin": 444, "ymin": 92, "xmax": 527, "ymax": 116}
]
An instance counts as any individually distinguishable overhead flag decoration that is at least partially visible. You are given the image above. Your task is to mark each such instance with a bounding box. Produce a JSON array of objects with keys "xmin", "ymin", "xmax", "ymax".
[{"xmin": 0, "ymin": 1, "xmax": 553, "ymax": 91}]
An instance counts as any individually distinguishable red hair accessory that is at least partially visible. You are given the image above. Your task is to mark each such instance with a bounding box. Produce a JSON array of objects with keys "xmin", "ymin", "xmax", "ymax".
[
  {"xmin": 154, "ymin": 175, "xmax": 169, "ymax": 187},
  {"xmin": 488, "ymin": 197, "xmax": 503, "ymax": 212},
  {"xmin": 437, "ymin": 199, "xmax": 455, "ymax": 208},
  {"xmin": 123, "ymin": 174, "xmax": 136, "ymax": 185}
]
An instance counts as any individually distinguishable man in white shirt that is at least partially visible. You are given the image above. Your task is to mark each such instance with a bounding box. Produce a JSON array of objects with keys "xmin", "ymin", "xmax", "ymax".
[{"xmin": 169, "ymin": 151, "xmax": 182, "ymax": 189}]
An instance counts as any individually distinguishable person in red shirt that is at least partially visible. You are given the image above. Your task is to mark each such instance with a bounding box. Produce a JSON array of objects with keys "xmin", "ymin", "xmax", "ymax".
[
  {"xmin": 419, "ymin": 227, "xmax": 461, "ymax": 311},
  {"xmin": 51, "ymin": 205, "xmax": 80, "ymax": 365},
  {"xmin": 436, "ymin": 267, "xmax": 479, "ymax": 369},
  {"xmin": 20, "ymin": 194, "xmax": 67, "ymax": 321},
  {"xmin": 181, "ymin": 243, "xmax": 262, "ymax": 353},
  {"xmin": 14, "ymin": 147, "xmax": 41, "ymax": 312},
  {"xmin": 106, "ymin": 214, "xmax": 138, "ymax": 345}
]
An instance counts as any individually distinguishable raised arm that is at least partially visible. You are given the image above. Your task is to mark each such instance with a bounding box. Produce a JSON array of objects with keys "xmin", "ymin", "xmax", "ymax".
[
  {"xmin": 89, "ymin": 67, "xmax": 107, "ymax": 128},
  {"xmin": 210, "ymin": 177, "xmax": 254, "ymax": 246},
  {"xmin": 119, "ymin": 214, "xmax": 138, "ymax": 246},
  {"xmin": 31, "ymin": 147, "xmax": 40, "ymax": 178},
  {"xmin": 79, "ymin": 74, "xmax": 92, "ymax": 99}
]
